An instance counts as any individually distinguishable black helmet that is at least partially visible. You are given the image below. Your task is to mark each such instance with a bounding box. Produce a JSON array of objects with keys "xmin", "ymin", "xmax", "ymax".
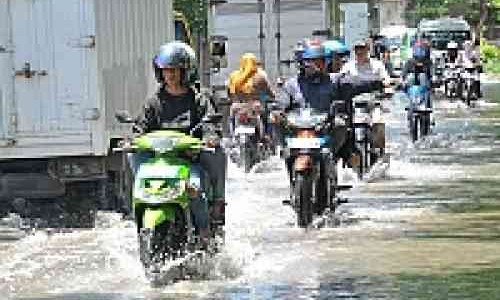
[{"xmin": 153, "ymin": 41, "xmax": 197, "ymax": 85}]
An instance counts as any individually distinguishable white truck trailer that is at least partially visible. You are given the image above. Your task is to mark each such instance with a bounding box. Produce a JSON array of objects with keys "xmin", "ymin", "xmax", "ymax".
[{"xmin": 0, "ymin": 0, "xmax": 174, "ymax": 225}]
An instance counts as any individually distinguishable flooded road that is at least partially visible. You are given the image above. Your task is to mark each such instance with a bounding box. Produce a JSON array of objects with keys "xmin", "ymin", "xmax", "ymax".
[{"xmin": 1, "ymin": 79, "xmax": 500, "ymax": 299}]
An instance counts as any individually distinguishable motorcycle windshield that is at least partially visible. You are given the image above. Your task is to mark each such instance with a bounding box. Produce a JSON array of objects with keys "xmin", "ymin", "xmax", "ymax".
[
  {"xmin": 134, "ymin": 130, "xmax": 202, "ymax": 153},
  {"xmin": 137, "ymin": 162, "xmax": 189, "ymax": 180}
]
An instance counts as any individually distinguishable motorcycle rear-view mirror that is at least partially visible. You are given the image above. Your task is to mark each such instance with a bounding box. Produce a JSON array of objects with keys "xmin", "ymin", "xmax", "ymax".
[
  {"xmin": 115, "ymin": 110, "xmax": 135, "ymax": 124},
  {"xmin": 203, "ymin": 113, "xmax": 223, "ymax": 124},
  {"xmin": 280, "ymin": 59, "xmax": 294, "ymax": 66}
]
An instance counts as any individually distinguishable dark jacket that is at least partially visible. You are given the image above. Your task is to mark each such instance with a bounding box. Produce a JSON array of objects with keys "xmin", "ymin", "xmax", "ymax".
[
  {"xmin": 135, "ymin": 86, "xmax": 205, "ymax": 138},
  {"xmin": 402, "ymin": 58, "xmax": 432, "ymax": 80},
  {"xmin": 283, "ymin": 74, "xmax": 337, "ymax": 114}
]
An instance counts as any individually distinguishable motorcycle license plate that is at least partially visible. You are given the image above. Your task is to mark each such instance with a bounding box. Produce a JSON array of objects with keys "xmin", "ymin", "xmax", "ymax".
[
  {"xmin": 235, "ymin": 126, "xmax": 255, "ymax": 135},
  {"xmin": 354, "ymin": 114, "xmax": 371, "ymax": 124},
  {"xmin": 287, "ymin": 137, "xmax": 322, "ymax": 149}
]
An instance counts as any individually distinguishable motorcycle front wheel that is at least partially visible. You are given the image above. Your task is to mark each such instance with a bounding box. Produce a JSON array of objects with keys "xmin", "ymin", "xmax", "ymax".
[
  {"xmin": 294, "ymin": 172, "xmax": 314, "ymax": 227},
  {"xmin": 410, "ymin": 114, "xmax": 419, "ymax": 142},
  {"xmin": 138, "ymin": 207, "xmax": 187, "ymax": 280}
]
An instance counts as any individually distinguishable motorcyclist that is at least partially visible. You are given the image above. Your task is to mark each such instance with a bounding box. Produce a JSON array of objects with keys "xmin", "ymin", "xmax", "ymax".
[
  {"xmin": 382, "ymin": 48, "xmax": 396, "ymax": 78},
  {"xmin": 459, "ymin": 40, "xmax": 482, "ymax": 98},
  {"xmin": 372, "ymin": 34, "xmax": 386, "ymax": 60},
  {"xmin": 401, "ymin": 41, "xmax": 433, "ymax": 108},
  {"xmin": 322, "ymin": 40, "xmax": 361, "ymax": 168},
  {"xmin": 340, "ymin": 39, "xmax": 391, "ymax": 90},
  {"xmin": 324, "ymin": 39, "xmax": 353, "ymax": 101},
  {"xmin": 443, "ymin": 40, "xmax": 463, "ymax": 97},
  {"xmin": 323, "ymin": 39, "xmax": 350, "ymax": 74},
  {"xmin": 282, "ymin": 40, "xmax": 337, "ymax": 113},
  {"xmin": 227, "ymin": 53, "xmax": 275, "ymax": 142},
  {"xmin": 325, "ymin": 40, "xmax": 354, "ymax": 104},
  {"xmin": 461, "ymin": 40, "xmax": 480, "ymax": 64},
  {"xmin": 281, "ymin": 40, "xmax": 338, "ymax": 209},
  {"xmin": 132, "ymin": 41, "xmax": 226, "ymax": 243},
  {"xmin": 339, "ymin": 40, "xmax": 392, "ymax": 169}
]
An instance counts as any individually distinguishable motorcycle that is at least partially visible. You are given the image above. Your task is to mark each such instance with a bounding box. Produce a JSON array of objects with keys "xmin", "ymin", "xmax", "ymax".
[
  {"xmin": 431, "ymin": 57, "xmax": 445, "ymax": 91},
  {"xmin": 283, "ymin": 108, "xmax": 336, "ymax": 227},
  {"xmin": 460, "ymin": 64, "xmax": 480, "ymax": 106},
  {"xmin": 346, "ymin": 80, "xmax": 387, "ymax": 178},
  {"xmin": 444, "ymin": 63, "xmax": 461, "ymax": 98},
  {"xmin": 406, "ymin": 84, "xmax": 432, "ymax": 142},
  {"xmin": 230, "ymin": 101, "xmax": 264, "ymax": 172},
  {"xmin": 351, "ymin": 92, "xmax": 386, "ymax": 177},
  {"xmin": 115, "ymin": 111, "xmax": 224, "ymax": 285}
]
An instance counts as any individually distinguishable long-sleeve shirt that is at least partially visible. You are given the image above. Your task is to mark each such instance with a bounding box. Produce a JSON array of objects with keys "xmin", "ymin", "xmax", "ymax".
[
  {"xmin": 282, "ymin": 74, "xmax": 336, "ymax": 113},
  {"xmin": 402, "ymin": 58, "xmax": 432, "ymax": 80},
  {"xmin": 134, "ymin": 87, "xmax": 205, "ymax": 138},
  {"xmin": 340, "ymin": 58, "xmax": 390, "ymax": 83}
]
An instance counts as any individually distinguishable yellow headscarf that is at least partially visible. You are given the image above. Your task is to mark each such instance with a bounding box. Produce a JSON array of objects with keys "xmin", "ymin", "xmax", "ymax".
[{"xmin": 228, "ymin": 53, "xmax": 258, "ymax": 94}]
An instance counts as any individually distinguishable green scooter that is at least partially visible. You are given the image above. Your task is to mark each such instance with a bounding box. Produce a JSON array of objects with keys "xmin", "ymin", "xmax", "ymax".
[{"xmin": 115, "ymin": 111, "xmax": 224, "ymax": 284}]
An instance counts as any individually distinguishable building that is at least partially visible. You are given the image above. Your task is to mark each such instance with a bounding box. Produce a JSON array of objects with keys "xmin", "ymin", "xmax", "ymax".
[{"xmin": 377, "ymin": 0, "xmax": 407, "ymax": 29}]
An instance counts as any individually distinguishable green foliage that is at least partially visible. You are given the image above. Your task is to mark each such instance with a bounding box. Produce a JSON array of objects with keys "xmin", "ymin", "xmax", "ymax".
[
  {"xmin": 408, "ymin": 0, "xmax": 484, "ymax": 26},
  {"xmin": 174, "ymin": 0, "xmax": 208, "ymax": 34},
  {"xmin": 481, "ymin": 39, "xmax": 500, "ymax": 61},
  {"xmin": 481, "ymin": 39, "xmax": 500, "ymax": 74}
]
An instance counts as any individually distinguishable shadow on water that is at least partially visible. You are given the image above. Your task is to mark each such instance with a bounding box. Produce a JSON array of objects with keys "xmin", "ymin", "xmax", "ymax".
[{"xmin": 396, "ymin": 268, "xmax": 500, "ymax": 300}]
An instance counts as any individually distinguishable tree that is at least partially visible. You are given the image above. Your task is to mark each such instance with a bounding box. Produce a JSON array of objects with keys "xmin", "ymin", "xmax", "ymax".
[
  {"xmin": 405, "ymin": 0, "xmax": 492, "ymax": 34},
  {"xmin": 173, "ymin": 0, "xmax": 208, "ymax": 35}
]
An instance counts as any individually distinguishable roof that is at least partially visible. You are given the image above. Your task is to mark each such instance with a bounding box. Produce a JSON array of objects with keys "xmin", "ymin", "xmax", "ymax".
[
  {"xmin": 418, "ymin": 17, "xmax": 470, "ymax": 32},
  {"xmin": 380, "ymin": 25, "xmax": 408, "ymax": 37}
]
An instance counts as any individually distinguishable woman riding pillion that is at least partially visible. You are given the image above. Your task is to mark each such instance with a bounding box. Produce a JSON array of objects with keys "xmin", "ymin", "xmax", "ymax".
[
  {"xmin": 227, "ymin": 53, "xmax": 275, "ymax": 143},
  {"xmin": 132, "ymin": 41, "xmax": 226, "ymax": 244}
]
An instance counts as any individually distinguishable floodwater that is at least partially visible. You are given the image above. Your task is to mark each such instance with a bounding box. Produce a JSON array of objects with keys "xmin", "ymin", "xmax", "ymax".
[{"xmin": 1, "ymin": 78, "xmax": 500, "ymax": 299}]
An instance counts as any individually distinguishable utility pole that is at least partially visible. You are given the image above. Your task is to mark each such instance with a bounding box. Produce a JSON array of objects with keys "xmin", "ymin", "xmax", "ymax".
[
  {"xmin": 265, "ymin": 0, "xmax": 275, "ymax": 80},
  {"xmin": 322, "ymin": 0, "xmax": 330, "ymax": 33},
  {"xmin": 367, "ymin": 0, "xmax": 378, "ymax": 36},
  {"xmin": 275, "ymin": 0, "xmax": 282, "ymax": 77},
  {"xmin": 479, "ymin": 0, "xmax": 486, "ymax": 40},
  {"xmin": 258, "ymin": 0, "xmax": 266, "ymax": 68},
  {"xmin": 328, "ymin": 0, "xmax": 341, "ymax": 39},
  {"xmin": 199, "ymin": 21, "xmax": 209, "ymax": 88}
]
